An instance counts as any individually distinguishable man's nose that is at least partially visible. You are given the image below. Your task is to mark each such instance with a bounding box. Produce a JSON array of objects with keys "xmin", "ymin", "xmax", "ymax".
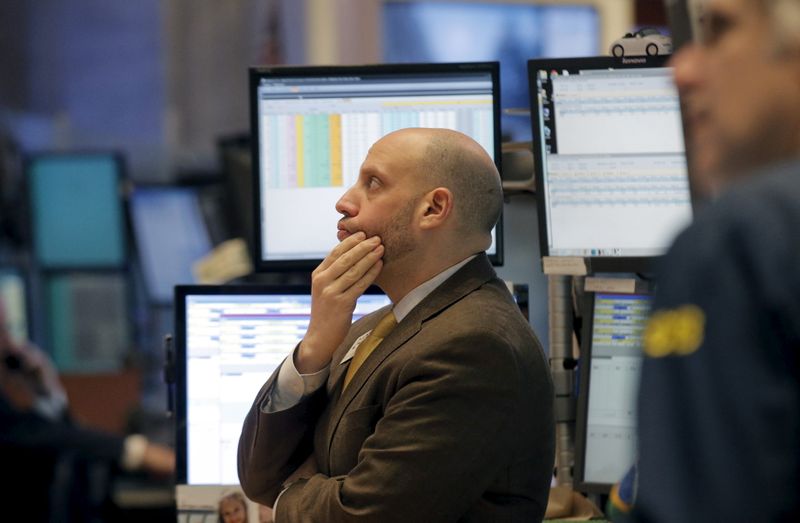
[
  {"xmin": 669, "ymin": 44, "xmax": 703, "ymax": 95},
  {"xmin": 335, "ymin": 186, "xmax": 358, "ymax": 217}
]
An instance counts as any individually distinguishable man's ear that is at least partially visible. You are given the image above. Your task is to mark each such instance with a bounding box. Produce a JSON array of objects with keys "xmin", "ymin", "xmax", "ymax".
[{"xmin": 418, "ymin": 187, "xmax": 453, "ymax": 230}]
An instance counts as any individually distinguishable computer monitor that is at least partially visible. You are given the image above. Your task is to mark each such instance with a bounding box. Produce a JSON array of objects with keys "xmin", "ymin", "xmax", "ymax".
[
  {"xmin": 250, "ymin": 62, "xmax": 503, "ymax": 271},
  {"xmin": 0, "ymin": 267, "xmax": 29, "ymax": 345},
  {"xmin": 45, "ymin": 272, "xmax": 130, "ymax": 372},
  {"xmin": 528, "ymin": 56, "xmax": 693, "ymax": 272},
  {"xmin": 174, "ymin": 285, "xmax": 392, "ymax": 485},
  {"xmin": 129, "ymin": 186, "xmax": 214, "ymax": 304},
  {"xmin": 574, "ymin": 292, "xmax": 652, "ymax": 493},
  {"xmin": 26, "ymin": 152, "xmax": 127, "ymax": 269}
]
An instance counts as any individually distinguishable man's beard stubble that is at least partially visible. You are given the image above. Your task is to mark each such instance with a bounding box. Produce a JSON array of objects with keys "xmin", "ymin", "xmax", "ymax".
[{"xmin": 373, "ymin": 197, "xmax": 417, "ymax": 269}]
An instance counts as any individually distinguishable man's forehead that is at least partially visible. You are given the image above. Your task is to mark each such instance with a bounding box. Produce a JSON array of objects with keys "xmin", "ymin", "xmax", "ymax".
[
  {"xmin": 703, "ymin": 0, "xmax": 762, "ymax": 20},
  {"xmin": 364, "ymin": 135, "xmax": 423, "ymax": 167}
]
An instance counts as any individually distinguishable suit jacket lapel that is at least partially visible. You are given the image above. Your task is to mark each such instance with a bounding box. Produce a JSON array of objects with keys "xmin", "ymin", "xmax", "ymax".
[
  {"xmin": 325, "ymin": 254, "xmax": 497, "ymax": 456},
  {"xmin": 326, "ymin": 304, "xmax": 393, "ymax": 395}
]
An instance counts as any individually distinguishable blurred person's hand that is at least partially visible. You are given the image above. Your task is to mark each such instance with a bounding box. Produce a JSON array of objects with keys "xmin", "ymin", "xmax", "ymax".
[
  {"xmin": 140, "ymin": 441, "xmax": 176, "ymax": 477},
  {"xmin": 258, "ymin": 504, "xmax": 274, "ymax": 523}
]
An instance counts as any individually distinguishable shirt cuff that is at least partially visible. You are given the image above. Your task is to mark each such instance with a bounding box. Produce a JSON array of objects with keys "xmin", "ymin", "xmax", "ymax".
[
  {"xmin": 261, "ymin": 350, "xmax": 329, "ymax": 413},
  {"xmin": 121, "ymin": 434, "xmax": 149, "ymax": 471}
]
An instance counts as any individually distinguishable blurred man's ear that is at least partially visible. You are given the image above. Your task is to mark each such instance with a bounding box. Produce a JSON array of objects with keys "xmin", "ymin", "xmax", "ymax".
[{"xmin": 772, "ymin": 0, "xmax": 800, "ymax": 57}]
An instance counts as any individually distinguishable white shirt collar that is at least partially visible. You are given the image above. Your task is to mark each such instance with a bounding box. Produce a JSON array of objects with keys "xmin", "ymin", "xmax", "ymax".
[{"xmin": 392, "ymin": 254, "xmax": 476, "ymax": 322}]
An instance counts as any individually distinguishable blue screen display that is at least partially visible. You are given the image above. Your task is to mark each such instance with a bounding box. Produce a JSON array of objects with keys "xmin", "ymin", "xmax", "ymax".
[
  {"xmin": 28, "ymin": 154, "xmax": 126, "ymax": 268},
  {"xmin": 383, "ymin": 2, "xmax": 600, "ymax": 139},
  {"xmin": 130, "ymin": 187, "xmax": 212, "ymax": 303}
]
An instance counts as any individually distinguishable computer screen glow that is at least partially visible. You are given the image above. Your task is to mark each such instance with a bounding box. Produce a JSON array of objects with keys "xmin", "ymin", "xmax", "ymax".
[
  {"xmin": 531, "ymin": 61, "xmax": 692, "ymax": 258},
  {"xmin": 383, "ymin": 1, "xmax": 600, "ymax": 140},
  {"xmin": 582, "ymin": 293, "xmax": 651, "ymax": 486},
  {"xmin": 129, "ymin": 187, "xmax": 212, "ymax": 304},
  {"xmin": 253, "ymin": 65, "xmax": 500, "ymax": 267},
  {"xmin": 28, "ymin": 154, "xmax": 126, "ymax": 268}
]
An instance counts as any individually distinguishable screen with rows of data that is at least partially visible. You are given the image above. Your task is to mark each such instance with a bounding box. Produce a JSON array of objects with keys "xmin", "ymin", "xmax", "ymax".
[
  {"xmin": 251, "ymin": 64, "xmax": 501, "ymax": 269},
  {"xmin": 177, "ymin": 287, "xmax": 391, "ymax": 485},
  {"xmin": 529, "ymin": 57, "xmax": 692, "ymax": 260},
  {"xmin": 580, "ymin": 293, "xmax": 651, "ymax": 488}
]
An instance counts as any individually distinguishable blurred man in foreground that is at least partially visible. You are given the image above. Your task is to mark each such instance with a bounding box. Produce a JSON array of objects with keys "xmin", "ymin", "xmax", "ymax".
[
  {"xmin": 239, "ymin": 128, "xmax": 555, "ymax": 522},
  {"xmin": 636, "ymin": 0, "xmax": 800, "ymax": 520}
]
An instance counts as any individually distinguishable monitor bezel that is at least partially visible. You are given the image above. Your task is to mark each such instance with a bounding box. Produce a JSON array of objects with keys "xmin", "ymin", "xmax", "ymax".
[
  {"xmin": 527, "ymin": 55, "xmax": 678, "ymax": 274},
  {"xmin": 173, "ymin": 283, "xmax": 387, "ymax": 485},
  {"xmin": 249, "ymin": 62, "xmax": 504, "ymax": 272},
  {"xmin": 574, "ymin": 290, "xmax": 650, "ymax": 494}
]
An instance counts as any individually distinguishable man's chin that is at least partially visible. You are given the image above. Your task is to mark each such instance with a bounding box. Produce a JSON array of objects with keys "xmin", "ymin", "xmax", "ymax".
[{"xmin": 689, "ymin": 141, "xmax": 744, "ymax": 197}]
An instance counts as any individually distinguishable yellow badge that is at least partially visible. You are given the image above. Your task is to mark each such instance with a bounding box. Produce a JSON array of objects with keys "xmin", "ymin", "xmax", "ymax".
[{"xmin": 643, "ymin": 304, "xmax": 705, "ymax": 358}]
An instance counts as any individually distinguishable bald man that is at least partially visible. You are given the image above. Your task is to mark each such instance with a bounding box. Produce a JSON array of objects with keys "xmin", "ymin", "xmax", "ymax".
[{"xmin": 238, "ymin": 128, "xmax": 554, "ymax": 522}]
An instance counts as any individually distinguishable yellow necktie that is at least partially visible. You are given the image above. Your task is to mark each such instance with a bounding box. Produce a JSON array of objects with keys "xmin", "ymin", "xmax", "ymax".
[{"xmin": 342, "ymin": 311, "xmax": 397, "ymax": 391}]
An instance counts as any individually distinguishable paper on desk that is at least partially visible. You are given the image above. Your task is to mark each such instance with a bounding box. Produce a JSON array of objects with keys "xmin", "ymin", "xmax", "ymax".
[{"xmin": 192, "ymin": 238, "xmax": 252, "ymax": 284}]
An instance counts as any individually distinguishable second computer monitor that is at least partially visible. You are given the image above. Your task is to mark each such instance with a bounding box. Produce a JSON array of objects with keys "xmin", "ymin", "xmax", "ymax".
[
  {"xmin": 174, "ymin": 285, "xmax": 391, "ymax": 486},
  {"xmin": 528, "ymin": 56, "xmax": 693, "ymax": 272},
  {"xmin": 250, "ymin": 62, "xmax": 503, "ymax": 271},
  {"xmin": 575, "ymin": 292, "xmax": 652, "ymax": 493}
]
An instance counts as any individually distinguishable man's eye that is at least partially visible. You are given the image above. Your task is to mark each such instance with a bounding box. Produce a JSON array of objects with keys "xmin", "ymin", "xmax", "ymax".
[
  {"xmin": 368, "ymin": 177, "xmax": 380, "ymax": 189},
  {"xmin": 702, "ymin": 12, "xmax": 733, "ymax": 46}
]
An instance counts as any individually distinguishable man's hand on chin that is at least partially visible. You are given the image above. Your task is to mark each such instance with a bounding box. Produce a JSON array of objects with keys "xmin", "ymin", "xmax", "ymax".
[{"xmin": 296, "ymin": 232, "xmax": 384, "ymax": 374}]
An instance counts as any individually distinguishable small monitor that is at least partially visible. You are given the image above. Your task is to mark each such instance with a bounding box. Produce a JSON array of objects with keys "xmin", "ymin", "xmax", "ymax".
[
  {"xmin": 26, "ymin": 152, "xmax": 127, "ymax": 269},
  {"xmin": 45, "ymin": 272, "xmax": 130, "ymax": 372},
  {"xmin": 528, "ymin": 56, "xmax": 693, "ymax": 272},
  {"xmin": 129, "ymin": 186, "xmax": 213, "ymax": 304},
  {"xmin": 0, "ymin": 268, "xmax": 28, "ymax": 345},
  {"xmin": 574, "ymin": 292, "xmax": 652, "ymax": 493},
  {"xmin": 250, "ymin": 62, "xmax": 503, "ymax": 271},
  {"xmin": 174, "ymin": 285, "xmax": 392, "ymax": 485}
]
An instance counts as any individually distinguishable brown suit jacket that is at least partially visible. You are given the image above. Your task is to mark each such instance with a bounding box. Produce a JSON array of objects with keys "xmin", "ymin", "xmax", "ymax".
[{"xmin": 238, "ymin": 254, "xmax": 554, "ymax": 522}]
